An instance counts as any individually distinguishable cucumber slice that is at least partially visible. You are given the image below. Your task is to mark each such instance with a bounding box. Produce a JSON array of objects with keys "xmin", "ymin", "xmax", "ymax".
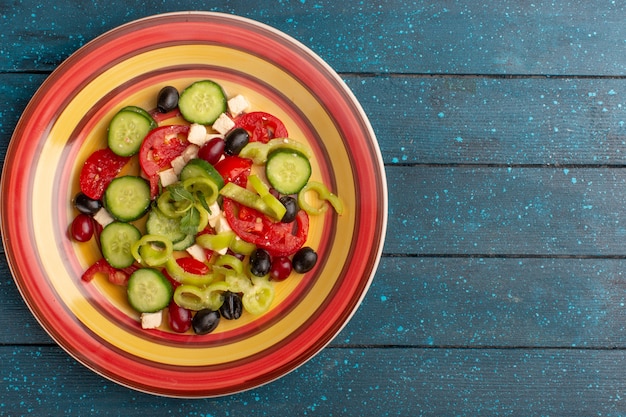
[
  {"xmin": 180, "ymin": 158, "xmax": 225, "ymax": 190},
  {"xmin": 127, "ymin": 268, "xmax": 173, "ymax": 313},
  {"xmin": 172, "ymin": 233, "xmax": 196, "ymax": 251},
  {"xmin": 145, "ymin": 207, "xmax": 187, "ymax": 244},
  {"xmin": 108, "ymin": 109, "xmax": 154, "ymax": 156},
  {"xmin": 146, "ymin": 208, "xmax": 197, "ymax": 251},
  {"xmin": 104, "ymin": 176, "xmax": 151, "ymax": 222},
  {"xmin": 100, "ymin": 221, "xmax": 142, "ymax": 268},
  {"xmin": 265, "ymin": 149, "xmax": 312, "ymax": 195},
  {"xmin": 178, "ymin": 80, "xmax": 227, "ymax": 125},
  {"xmin": 119, "ymin": 106, "xmax": 158, "ymax": 129}
]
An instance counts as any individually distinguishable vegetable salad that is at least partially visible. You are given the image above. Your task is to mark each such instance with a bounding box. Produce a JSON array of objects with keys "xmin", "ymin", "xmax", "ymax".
[{"xmin": 70, "ymin": 79, "xmax": 342, "ymax": 335}]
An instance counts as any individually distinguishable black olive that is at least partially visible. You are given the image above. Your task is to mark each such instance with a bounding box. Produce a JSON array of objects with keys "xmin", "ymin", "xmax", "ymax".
[
  {"xmin": 249, "ymin": 248, "xmax": 271, "ymax": 276},
  {"xmin": 223, "ymin": 127, "xmax": 250, "ymax": 156},
  {"xmin": 292, "ymin": 247, "xmax": 318, "ymax": 273},
  {"xmin": 219, "ymin": 291, "xmax": 243, "ymax": 320},
  {"xmin": 156, "ymin": 86, "xmax": 179, "ymax": 113},
  {"xmin": 73, "ymin": 192, "xmax": 102, "ymax": 215},
  {"xmin": 279, "ymin": 196, "xmax": 299, "ymax": 223},
  {"xmin": 192, "ymin": 309, "xmax": 220, "ymax": 335}
]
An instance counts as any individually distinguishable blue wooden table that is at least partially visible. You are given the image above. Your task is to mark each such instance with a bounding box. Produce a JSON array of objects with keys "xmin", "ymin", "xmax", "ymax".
[{"xmin": 3, "ymin": 1, "xmax": 626, "ymax": 415}]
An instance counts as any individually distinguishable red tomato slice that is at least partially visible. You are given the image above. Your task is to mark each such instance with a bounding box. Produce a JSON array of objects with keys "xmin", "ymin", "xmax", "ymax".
[
  {"xmin": 149, "ymin": 108, "xmax": 182, "ymax": 124},
  {"xmin": 79, "ymin": 148, "xmax": 131, "ymax": 200},
  {"xmin": 81, "ymin": 258, "xmax": 136, "ymax": 286},
  {"xmin": 235, "ymin": 111, "xmax": 289, "ymax": 144},
  {"xmin": 222, "ymin": 198, "xmax": 309, "ymax": 257},
  {"xmin": 139, "ymin": 124, "xmax": 190, "ymax": 197},
  {"xmin": 175, "ymin": 257, "xmax": 210, "ymax": 275},
  {"xmin": 163, "ymin": 257, "xmax": 210, "ymax": 288},
  {"xmin": 214, "ymin": 156, "xmax": 253, "ymax": 187}
]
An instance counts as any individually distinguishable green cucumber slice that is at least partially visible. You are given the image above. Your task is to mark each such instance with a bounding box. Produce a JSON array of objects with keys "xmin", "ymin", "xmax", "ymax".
[
  {"xmin": 145, "ymin": 207, "xmax": 187, "ymax": 244},
  {"xmin": 119, "ymin": 106, "xmax": 158, "ymax": 129},
  {"xmin": 104, "ymin": 176, "xmax": 151, "ymax": 222},
  {"xmin": 146, "ymin": 208, "xmax": 197, "ymax": 251},
  {"xmin": 108, "ymin": 109, "xmax": 154, "ymax": 156},
  {"xmin": 178, "ymin": 80, "xmax": 227, "ymax": 125},
  {"xmin": 100, "ymin": 221, "xmax": 142, "ymax": 268},
  {"xmin": 265, "ymin": 149, "xmax": 312, "ymax": 195},
  {"xmin": 180, "ymin": 158, "xmax": 225, "ymax": 190},
  {"xmin": 172, "ymin": 233, "xmax": 196, "ymax": 251},
  {"xmin": 127, "ymin": 268, "xmax": 173, "ymax": 313}
]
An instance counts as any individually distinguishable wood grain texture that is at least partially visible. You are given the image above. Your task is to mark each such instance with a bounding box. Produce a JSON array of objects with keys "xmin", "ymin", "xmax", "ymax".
[
  {"xmin": 3, "ymin": 0, "xmax": 626, "ymax": 414},
  {"xmin": 386, "ymin": 166, "xmax": 626, "ymax": 255},
  {"xmin": 4, "ymin": 254, "xmax": 626, "ymax": 348},
  {"xmin": 346, "ymin": 76, "xmax": 626, "ymax": 165},
  {"xmin": 3, "ymin": 346, "xmax": 626, "ymax": 416},
  {"xmin": 1, "ymin": 1, "xmax": 625, "ymax": 75},
  {"xmin": 4, "ymin": 74, "xmax": 626, "ymax": 166}
]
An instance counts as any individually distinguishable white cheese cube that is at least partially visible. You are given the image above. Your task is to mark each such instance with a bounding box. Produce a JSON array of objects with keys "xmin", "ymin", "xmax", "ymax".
[
  {"xmin": 170, "ymin": 155, "xmax": 187, "ymax": 175},
  {"xmin": 207, "ymin": 201, "xmax": 222, "ymax": 228},
  {"xmin": 215, "ymin": 213, "xmax": 232, "ymax": 234},
  {"xmin": 212, "ymin": 113, "xmax": 235, "ymax": 135},
  {"xmin": 228, "ymin": 94, "xmax": 250, "ymax": 116},
  {"xmin": 159, "ymin": 168, "xmax": 178, "ymax": 187},
  {"xmin": 93, "ymin": 208, "xmax": 114, "ymax": 227},
  {"xmin": 171, "ymin": 144, "xmax": 201, "ymax": 175},
  {"xmin": 186, "ymin": 244, "xmax": 208, "ymax": 262},
  {"xmin": 182, "ymin": 144, "xmax": 199, "ymax": 161},
  {"xmin": 140, "ymin": 311, "xmax": 163, "ymax": 329},
  {"xmin": 213, "ymin": 214, "xmax": 233, "ymax": 255},
  {"xmin": 187, "ymin": 123, "xmax": 208, "ymax": 146}
]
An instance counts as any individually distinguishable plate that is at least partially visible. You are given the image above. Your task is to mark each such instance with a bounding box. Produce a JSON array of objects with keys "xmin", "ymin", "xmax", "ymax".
[{"xmin": 1, "ymin": 12, "xmax": 387, "ymax": 397}]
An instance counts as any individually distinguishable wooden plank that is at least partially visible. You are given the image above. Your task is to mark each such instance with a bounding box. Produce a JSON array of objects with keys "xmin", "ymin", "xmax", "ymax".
[
  {"xmin": 346, "ymin": 76, "xmax": 626, "ymax": 165},
  {"xmin": 2, "ymin": 345, "xmax": 626, "ymax": 416},
  {"xmin": 339, "ymin": 256, "xmax": 626, "ymax": 348},
  {"xmin": 4, "ymin": 74, "xmax": 626, "ymax": 166},
  {"xmin": 0, "ymin": 74, "xmax": 46, "ymax": 159},
  {"xmin": 386, "ymin": 166, "xmax": 626, "ymax": 256},
  {"xmin": 2, "ymin": 1, "xmax": 625, "ymax": 75},
  {"xmin": 1, "ymin": 259, "xmax": 53, "ymax": 344},
  {"xmin": 4, "ymin": 255, "xmax": 626, "ymax": 348}
]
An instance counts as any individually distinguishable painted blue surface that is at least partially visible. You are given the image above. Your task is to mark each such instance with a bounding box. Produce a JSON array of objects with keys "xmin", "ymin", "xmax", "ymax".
[{"xmin": 3, "ymin": 1, "xmax": 626, "ymax": 415}]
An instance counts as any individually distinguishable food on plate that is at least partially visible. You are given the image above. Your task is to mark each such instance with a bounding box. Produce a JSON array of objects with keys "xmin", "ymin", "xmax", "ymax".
[{"xmin": 71, "ymin": 79, "xmax": 343, "ymax": 335}]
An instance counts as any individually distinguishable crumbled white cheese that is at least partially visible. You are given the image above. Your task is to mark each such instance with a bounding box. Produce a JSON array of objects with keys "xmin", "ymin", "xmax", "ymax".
[
  {"xmin": 187, "ymin": 123, "xmax": 208, "ymax": 146},
  {"xmin": 186, "ymin": 244, "xmax": 208, "ymax": 262},
  {"xmin": 171, "ymin": 144, "xmax": 201, "ymax": 175},
  {"xmin": 212, "ymin": 113, "xmax": 235, "ymax": 135},
  {"xmin": 207, "ymin": 201, "xmax": 222, "ymax": 228},
  {"xmin": 170, "ymin": 155, "xmax": 187, "ymax": 175},
  {"xmin": 140, "ymin": 311, "xmax": 163, "ymax": 329},
  {"xmin": 159, "ymin": 168, "xmax": 178, "ymax": 187},
  {"xmin": 93, "ymin": 208, "xmax": 114, "ymax": 227},
  {"xmin": 182, "ymin": 144, "xmax": 199, "ymax": 161},
  {"xmin": 213, "ymin": 214, "xmax": 233, "ymax": 255},
  {"xmin": 227, "ymin": 94, "xmax": 250, "ymax": 116},
  {"xmin": 214, "ymin": 213, "xmax": 232, "ymax": 234}
]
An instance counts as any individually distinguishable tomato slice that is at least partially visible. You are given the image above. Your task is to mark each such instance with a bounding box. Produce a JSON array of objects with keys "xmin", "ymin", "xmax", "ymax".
[
  {"xmin": 214, "ymin": 156, "xmax": 253, "ymax": 187},
  {"xmin": 149, "ymin": 108, "xmax": 182, "ymax": 124},
  {"xmin": 163, "ymin": 257, "xmax": 210, "ymax": 288},
  {"xmin": 235, "ymin": 111, "xmax": 288, "ymax": 144},
  {"xmin": 139, "ymin": 124, "xmax": 190, "ymax": 197},
  {"xmin": 222, "ymin": 198, "xmax": 309, "ymax": 257},
  {"xmin": 81, "ymin": 258, "xmax": 137, "ymax": 285},
  {"xmin": 79, "ymin": 148, "xmax": 131, "ymax": 200},
  {"xmin": 175, "ymin": 257, "xmax": 210, "ymax": 275}
]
